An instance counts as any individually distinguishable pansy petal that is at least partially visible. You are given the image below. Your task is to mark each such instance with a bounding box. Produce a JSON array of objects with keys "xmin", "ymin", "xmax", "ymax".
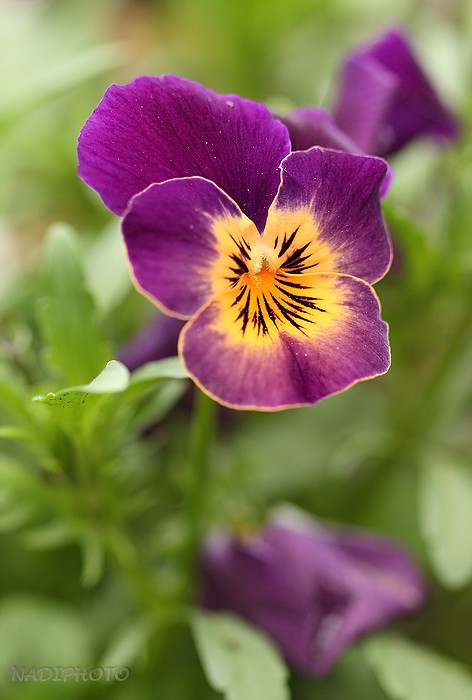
[
  {"xmin": 365, "ymin": 29, "xmax": 459, "ymax": 154},
  {"xmin": 279, "ymin": 107, "xmax": 360, "ymax": 153},
  {"xmin": 119, "ymin": 314, "xmax": 185, "ymax": 371},
  {"xmin": 122, "ymin": 177, "xmax": 260, "ymax": 318},
  {"xmin": 179, "ymin": 273, "xmax": 389, "ymax": 410},
  {"xmin": 334, "ymin": 29, "xmax": 459, "ymax": 157},
  {"xmin": 78, "ymin": 75, "xmax": 290, "ymax": 230},
  {"xmin": 265, "ymin": 148, "xmax": 391, "ymax": 284},
  {"xmin": 263, "ymin": 516, "xmax": 426, "ymax": 674},
  {"xmin": 333, "ymin": 55, "xmax": 398, "ymax": 154},
  {"xmin": 200, "ymin": 512, "xmax": 426, "ymax": 676}
]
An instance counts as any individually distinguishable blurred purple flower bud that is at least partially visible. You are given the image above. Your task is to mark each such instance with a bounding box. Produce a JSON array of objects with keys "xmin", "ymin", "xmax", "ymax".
[
  {"xmin": 278, "ymin": 107, "xmax": 361, "ymax": 153},
  {"xmin": 333, "ymin": 28, "xmax": 459, "ymax": 157},
  {"xmin": 199, "ymin": 509, "xmax": 426, "ymax": 675},
  {"xmin": 119, "ymin": 313, "xmax": 185, "ymax": 371}
]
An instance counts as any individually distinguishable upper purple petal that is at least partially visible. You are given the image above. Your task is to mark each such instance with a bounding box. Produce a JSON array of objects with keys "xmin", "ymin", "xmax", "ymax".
[
  {"xmin": 279, "ymin": 107, "xmax": 360, "ymax": 153},
  {"xmin": 78, "ymin": 75, "xmax": 290, "ymax": 231},
  {"xmin": 334, "ymin": 28, "xmax": 459, "ymax": 156},
  {"xmin": 200, "ymin": 512, "xmax": 426, "ymax": 675}
]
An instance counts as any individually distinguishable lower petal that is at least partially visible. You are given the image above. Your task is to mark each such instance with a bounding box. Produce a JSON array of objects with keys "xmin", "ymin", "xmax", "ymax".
[{"xmin": 179, "ymin": 274, "xmax": 390, "ymax": 410}]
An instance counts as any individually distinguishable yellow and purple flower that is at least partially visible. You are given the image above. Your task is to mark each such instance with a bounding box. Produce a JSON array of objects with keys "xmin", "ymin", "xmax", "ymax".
[
  {"xmin": 200, "ymin": 509, "xmax": 426, "ymax": 675},
  {"xmin": 333, "ymin": 28, "xmax": 459, "ymax": 157},
  {"xmin": 78, "ymin": 76, "xmax": 391, "ymax": 410}
]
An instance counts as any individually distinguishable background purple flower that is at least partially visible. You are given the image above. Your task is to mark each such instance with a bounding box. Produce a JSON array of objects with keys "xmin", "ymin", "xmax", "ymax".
[
  {"xmin": 278, "ymin": 107, "xmax": 361, "ymax": 153},
  {"xmin": 199, "ymin": 508, "xmax": 426, "ymax": 675},
  {"xmin": 119, "ymin": 314, "xmax": 184, "ymax": 371},
  {"xmin": 333, "ymin": 28, "xmax": 459, "ymax": 157}
]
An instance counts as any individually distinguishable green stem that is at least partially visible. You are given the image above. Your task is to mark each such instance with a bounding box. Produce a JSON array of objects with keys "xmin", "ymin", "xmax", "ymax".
[
  {"xmin": 106, "ymin": 526, "xmax": 187, "ymax": 623},
  {"xmin": 183, "ymin": 389, "xmax": 217, "ymax": 590},
  {"xmin": 416, "ymin": 300, "xmax": 472, "ymax": 431},
  {"xmin": 390, "ymin": 290, "xmax": 472, "ymax": 447}
]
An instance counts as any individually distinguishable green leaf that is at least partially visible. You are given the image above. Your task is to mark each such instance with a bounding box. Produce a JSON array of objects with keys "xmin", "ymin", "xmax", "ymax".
[
  {"xmin": 99, "ymin": 618, "xmax": 153, "ymax": 669},
  {"xmin": 0, "ymin": 42, "xmax": 123, "ymax": 115},
  {"xmin": 364, "ymin": 634, "xmax": 472, "ymax": 700},
  {"xmin": 31, "ymin": 361, "xmax": 130, "ymax": 438},
  {"xmin": 73, "ymin": 359, "xmax": 130, "ymax": 394},
  {"xmin": 80, "ymin": 536, "xmax": 105, "ymax": 588},
  {"xmin": 127, "ymin": 379, "xmax": 187, "ymax": 433},
  {"xmin": 191, "ymin": 611, "xmax": 289, "ymax": 700},
  {"xmin": 32, "ymin": 359, "xmax": 188, "ymax": 439},
  {"xmin": 38, "ymin": 223, "xmax": 110, "ymax": 385},
  {"xmin": 130, "ymin": 357, "xmax": 188, "ymax": 384},
  {"xmin": 418, "ymin": 456, "xmax": 472, "ymax": 589},
  {"xmin": 21, "ymin": 521, "xmax": 77, "ymax": 550},
  {"xmin": 84, "ymin": 219, "xmax": 131, "ymax": 314},
  {"xmin": 34, "ymin": 358, "xmax": 187, "ymax": 407},
  {"xmin": 382, "ymin": 203, "xmax": 436, "ymax": 292},
  {"xmin": 0, "ymin": 373, "xmax": 34, "ymax": 423},
  {"xmin": 0, "ymin": 595, "xmax": 90, "ymax": 681}
]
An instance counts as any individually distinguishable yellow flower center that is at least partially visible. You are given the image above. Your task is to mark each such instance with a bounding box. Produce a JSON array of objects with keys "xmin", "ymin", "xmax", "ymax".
[{"xmin": 210, "ymin": 208, "xmax": 340, "ymax": 346}]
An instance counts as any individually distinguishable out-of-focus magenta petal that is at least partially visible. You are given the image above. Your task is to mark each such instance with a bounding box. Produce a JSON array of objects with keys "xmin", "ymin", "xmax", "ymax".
[
  {"xmin": 278, "ymin": 108, "xmax": 360, "ymax": 153},
  {"xmin": 119, "ymin": 314, "xmax": 185, "ymax": 371},
  {"xmin": 200, "ymin": 510, "xmax": 427, "ymax": 675},
  {"xmin": 334, "ymin": 28, "xmax": 460, "ymax": 156}
]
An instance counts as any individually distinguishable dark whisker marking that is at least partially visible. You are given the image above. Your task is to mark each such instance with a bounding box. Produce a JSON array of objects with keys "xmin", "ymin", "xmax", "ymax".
[
  {"xmin": 225, "ymin": 242, "xmax": 251, "ymax": 288},
  {"xmin": 228, "ymin": 266, "xmax": 245, "ymax": 277},
  {"xmin": 275, "ymin": 277, "xmax": 311, "ymax": 290},
  {"xmin": 229, "ymin": 252, "xmax": 248, "ymax": 271},
  {"xmin": 289, "ymin": 262, "xmax": 321, "ymax": 274},
  {"xmin": 274, "ymin": 298, "xmax": 314, "ymax": 325},
  {"xmin": 278, "ymin": 227, "xmax": 300, "ymax": 258},
  {"xmin": 262, "ymin": 294, "xmax": 280, "ymax": 327},
  {"xmin": 275, "ymin": 285, "xmax": 327, "ymax": 313},
  {"xmin": 231, "ymin": 284, "xmax": 248, "ymax": 306},
  {"xmin": 229, "ymin": 234, "xmax": 251, "ymax": 260},
  {"xmin": 281, "ymin": 241, "xmax": 311, "ymax": 268},
  {"xmin": 275, "ymin": 294, "xmax": 311, "ymax": 316},
  {"xmin": 282, "ymin": 295, "xmax": 326, "ymax": 315},
  {"xmin": 235, "ymin": 289, "xmax": 251, "ymax": 335},
  {"xmin": 277, "ymin": 287, "xmax": 322, "ymax": 303},
  {"xmin": 273, "ymin": 236, "xmax": 279, "ymax": 250},
  {"xmin": 253, "ymin": 297, "xmax": 270, "ymax": 336},
  {"xmin": 269, "ymin": 294, "xmax": 309, "ymax": 335}
]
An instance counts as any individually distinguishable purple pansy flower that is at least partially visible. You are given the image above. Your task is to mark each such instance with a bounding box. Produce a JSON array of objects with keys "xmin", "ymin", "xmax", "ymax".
[
  {"xmin": 333, "ymin": 28, "xmax": 459, "ymax": 157},
  {"xmin": 200, "ymin": 508, "xmax": 426, "ymax": 675},
  {"xmin": 78, "ymin": 75, "xmax": 391, "ymax": 410}
]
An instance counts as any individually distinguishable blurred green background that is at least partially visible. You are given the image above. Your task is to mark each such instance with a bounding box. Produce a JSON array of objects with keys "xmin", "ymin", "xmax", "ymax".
[{"xmin": 1, "ymin": 0, "xmax": 472, "ymax": 698}]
